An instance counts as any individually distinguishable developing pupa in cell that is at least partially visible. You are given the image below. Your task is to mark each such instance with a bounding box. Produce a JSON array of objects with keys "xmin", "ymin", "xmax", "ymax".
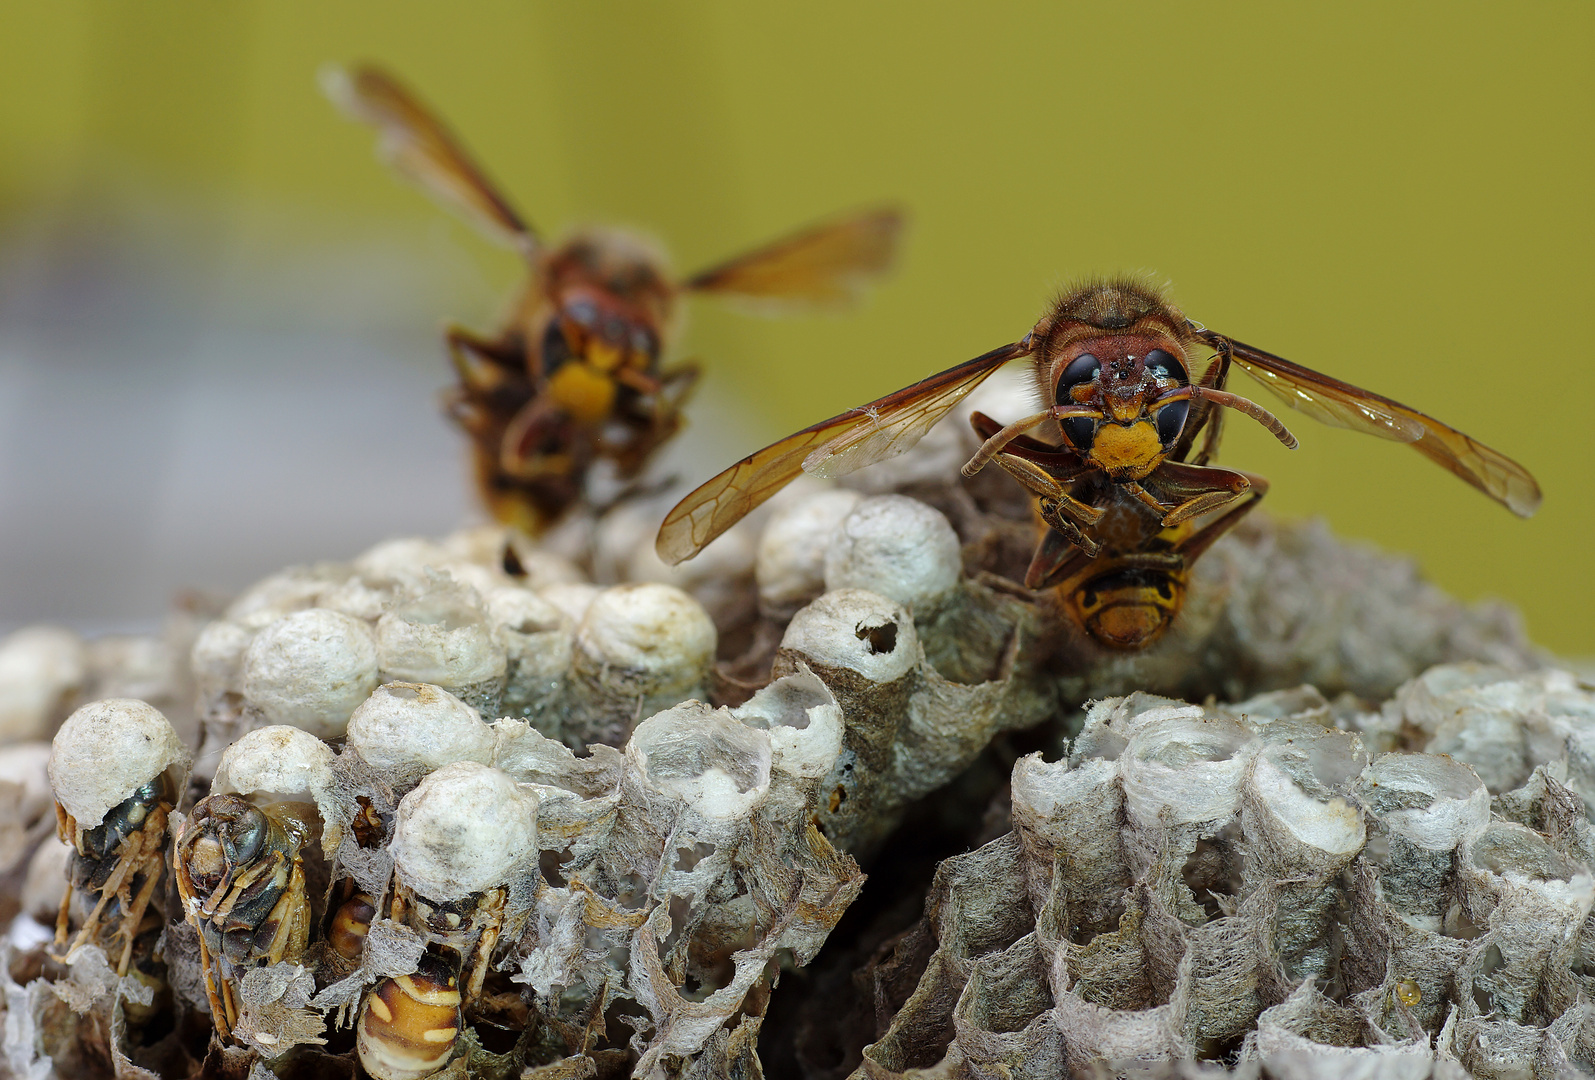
[
  {"xmin": 357, "ymin": 951, "xmax": 463, "ymax": 1080},
  {"xmin": 47, "ymin": 698, "xmax": 188, "ymax": 977},
  {"xmin": 52, "ymin": 774, "xmax": 174, "ymax": 976},
  {"xmin": 173, "ymin": 794, "xmax": 319, "ymax": 1041},
  {"xmin": 357, "ymin": 760, "xmax": 534, "ymax": 1080},
  {"xmin": 328, "ymin": 888, "xmax": 378, "ymax": 964},
  {"xmin": 384, "ymin": 763, "xmax": 537, "ymax": 1002}
]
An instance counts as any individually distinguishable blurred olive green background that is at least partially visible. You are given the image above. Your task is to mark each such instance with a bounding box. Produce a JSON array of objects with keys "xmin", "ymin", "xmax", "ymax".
[{"xmin": 1, "ymin": 3, "xmax": 1590, "ymax": 655}]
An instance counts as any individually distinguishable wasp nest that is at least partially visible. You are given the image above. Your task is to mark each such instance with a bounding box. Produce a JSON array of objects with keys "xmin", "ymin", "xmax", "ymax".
[
  {"xmin": 0, "ymin": 381, "xmax": 1554, "ymax": 1078},
  {"xmin": 825, "ymin": 667, "xmax": 1595, "ymax": 1079}
]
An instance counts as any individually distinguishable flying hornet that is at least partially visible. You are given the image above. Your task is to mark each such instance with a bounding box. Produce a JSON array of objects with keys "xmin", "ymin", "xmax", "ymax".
[
  {"xmin": 657, "ymin": 277, "xmax": 1540, "ymax": 648},
  {"xmin": 326, "ymin": 64, "xmax": 903, "ymax": 537}
]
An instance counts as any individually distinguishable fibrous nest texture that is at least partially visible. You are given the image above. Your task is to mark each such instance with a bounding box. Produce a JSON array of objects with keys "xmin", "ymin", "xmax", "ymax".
[
  {"xmin": 828, "ymin": 670, "xmax": 1595, "ymax": 1079},
  {"xmin": 0, "ymin": 378, "xmax": 1563, "ymax": 1079}
]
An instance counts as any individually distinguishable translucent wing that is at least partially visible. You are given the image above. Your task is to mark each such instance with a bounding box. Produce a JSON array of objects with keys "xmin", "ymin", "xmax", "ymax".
[
  {"xmin": 656, "ymin": 341, "xmax": 1030, "ymax": 563},
  {"xmin": 1200, "ymin": 331, "xmax": 1541, "ymax": 517},
  {"xmin": 323, "ymin": 64, "xmax": 537, "ymax": 256},
  {"xmin": 682, "ymin": 206, "xmax": 904, "ymax": 309}
]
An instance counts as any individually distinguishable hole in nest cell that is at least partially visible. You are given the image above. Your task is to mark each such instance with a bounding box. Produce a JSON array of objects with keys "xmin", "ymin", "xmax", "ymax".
[
  {"xmin": 1443, "ymin": 901, "xmax": 1484, "ymax": 940},
  {"xmin": 1472, "ymin": 942, "xmax": 1504, "ymax": 1015},
  {"xmin": 473, "ymin": 1018, "xmax": 521, "ymax": 1055},
  {"xmin": 351, "ymin": 796, "xmax": 385, "ymax": 848},
  {"xmin": 1194, "ymin": 1031, "xmax": 1248, "ymax": 1064},
  {"xmin": 673, "ymin": 842, "xmax": 716, "ymax": 872},
  {"xmin": 540, "ymin": 847, "xmax": 573, "ymax": 887},
  {"xmin": 854, "ymin": 619, "xmax": 897, "ymax": 655},
  {"xmin": 599, "ymin": 996, "xmax": 652, "ymax": 1051},
  {"xmin": 613, "ymin": 872, "xmax": 649, "ymax": 910},
  {"xmin": 658, "ymin": 894, "xmax": 694, "ymax": 960},
  {"xmin": 1181, "ymin": 823, "xmax": 1246, "ymax": 921},
  {"xmin": 501, "ymin": 543, "xmax": 526, "ymax": 578},
  {"xmin": 251, "ymin": 1041, "xmax": 357, "ymax": 1079}
]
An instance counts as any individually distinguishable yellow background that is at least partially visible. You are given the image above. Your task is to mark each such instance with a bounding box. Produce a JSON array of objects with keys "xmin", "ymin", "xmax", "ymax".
[{"xmin": 2, "ymin": 3, "xmax": 1590, "ymax": 655}]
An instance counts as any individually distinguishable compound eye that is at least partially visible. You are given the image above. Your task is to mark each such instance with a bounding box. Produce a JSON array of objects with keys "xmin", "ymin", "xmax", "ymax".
[
  {"xmin": 565, "ymin": 299, "xmax": 598, "ymax": 327},
  {"xmin": 1156, "ymin": 400, "xmax": 1190, "ymax": 446},
  {"xmin": 1060, "ymin": 416, "xmax": 1096, "ymax": 451},
  {"xmin": 226, "ymin": 809, "xmax": 268, "ymax": 865},
  {"xmin": 540, "ymin": 320, "xmax": 573, "ymax": 374},
  {"xmin": 1057, "ymin": 353, "xmax": 1101, "ymax": 397},
  {"xmin": 1144, "ymin": 349, "xmax": 1186, "ymax": 384}
]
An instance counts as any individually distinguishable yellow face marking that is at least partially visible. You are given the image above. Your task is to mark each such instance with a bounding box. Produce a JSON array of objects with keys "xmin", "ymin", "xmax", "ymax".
[
  {"xmin": 366, "ymin": 994, "xmax": 394, "ymax": 1023},
  {"xmin": 1104, "ymin": 396, "xmax": 1143, "ymax": 423},
  {"xmin": 547, "ymin": 362, "xmax": 618, "ymax": 423},
  {"xmin": 1090, "ymin": 421, "xmax": 1163, "ymax": 478},
  {"xmin": 422, "ymin": 1026, "xmax": 459, "ymax": 1043},
  {"xmin": 585, "ymin": 340, "xmax": 625, "ymax": 373}
]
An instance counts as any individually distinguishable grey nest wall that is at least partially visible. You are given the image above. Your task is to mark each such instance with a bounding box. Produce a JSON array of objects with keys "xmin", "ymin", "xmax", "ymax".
[{"xmin": 0, "ymin": 376, "xmax": 1574, "ymax": 1080}]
